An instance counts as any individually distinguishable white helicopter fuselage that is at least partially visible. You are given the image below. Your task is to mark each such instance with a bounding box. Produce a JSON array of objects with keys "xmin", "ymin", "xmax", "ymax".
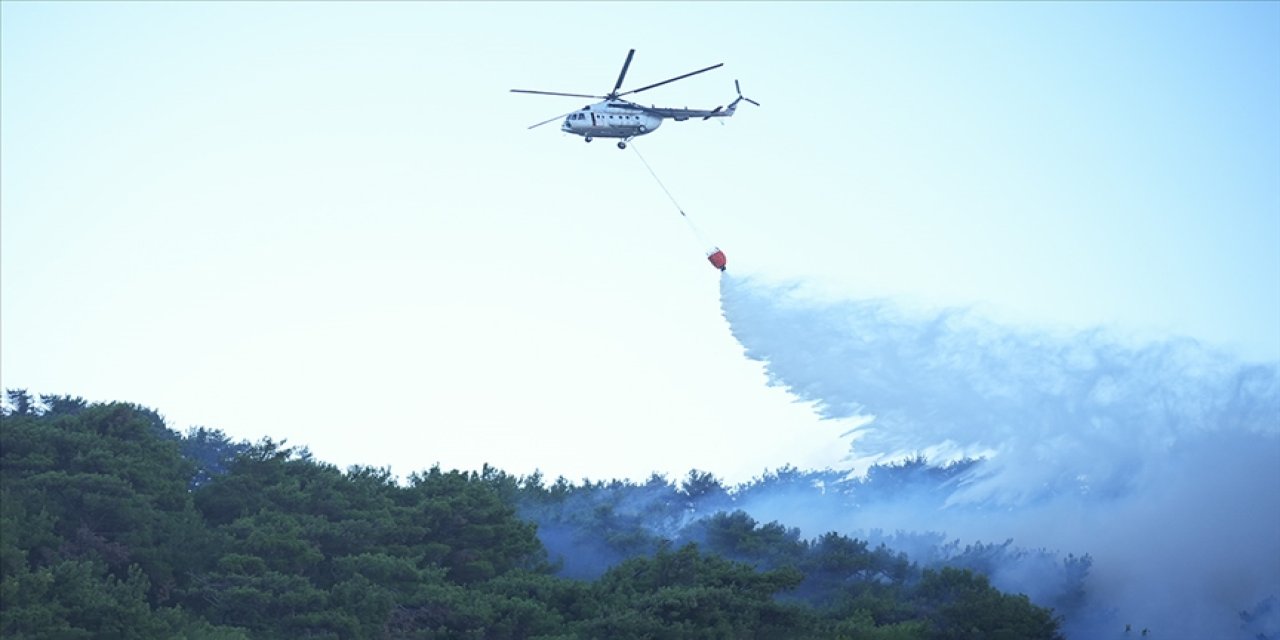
[
  {"xmin": 514, "ymin": 50, "xmax": 756, "ymax": 148},
  {"xmin": 560, "ymin": 102, "xmax": 663, "ymax": 140}
]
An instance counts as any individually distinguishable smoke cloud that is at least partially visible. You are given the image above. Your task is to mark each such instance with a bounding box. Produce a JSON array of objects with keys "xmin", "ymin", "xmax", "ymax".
[{"xmin": 718, "ymin": 274, "xmax": 1280, "ymax": 638}]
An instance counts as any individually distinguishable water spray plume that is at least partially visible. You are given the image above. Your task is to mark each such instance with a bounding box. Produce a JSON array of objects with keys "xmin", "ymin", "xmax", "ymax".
[{"xmin": 717, "ymin": 274, "xmax": 1280, "ymax": 638}]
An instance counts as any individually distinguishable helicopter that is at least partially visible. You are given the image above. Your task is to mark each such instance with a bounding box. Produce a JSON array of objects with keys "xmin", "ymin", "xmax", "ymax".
[{"xmin": 511, "ymin": 49, "xmax": 759, "ymax": 149}]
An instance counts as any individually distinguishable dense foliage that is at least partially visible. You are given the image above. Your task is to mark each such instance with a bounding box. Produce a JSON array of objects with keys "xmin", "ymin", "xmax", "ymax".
[
  {"xmin": 1, "ymin": 391, "xmax": 1064, "ymax": 639},
  {"xmin": 511, "ymin": 462, "xmax": 1091, "ymax": 619}
]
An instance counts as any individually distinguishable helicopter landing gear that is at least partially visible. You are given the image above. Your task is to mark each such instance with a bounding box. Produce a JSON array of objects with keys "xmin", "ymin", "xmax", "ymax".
[
  {"xmin": 585, "ymin": 136, "xmax": 593, "ymax": 143},
  {"xmin": 617, "ymin": 141, "xmax": 627, "ymax": 150}
]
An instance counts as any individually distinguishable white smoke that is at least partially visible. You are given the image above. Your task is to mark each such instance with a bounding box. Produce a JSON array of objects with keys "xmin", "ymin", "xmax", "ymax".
[{"xmin": 719, "ymin": 274, "xmax": 1280, "ymax": 638}]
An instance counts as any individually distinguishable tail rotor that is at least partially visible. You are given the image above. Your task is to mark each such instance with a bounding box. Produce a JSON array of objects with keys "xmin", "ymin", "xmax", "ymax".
[
  {"xmin": 705, "ymin": 80, "xmax": 760, "ymax": 121},
  {"xmin": 731, "ymin": 79, "xmax": 760, "ymax": 108}
]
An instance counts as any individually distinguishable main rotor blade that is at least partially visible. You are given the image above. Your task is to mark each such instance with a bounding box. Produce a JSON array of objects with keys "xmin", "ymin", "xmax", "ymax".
[
  {"xmin": 618, "ymin": 63, "xmax": 724, "ymax": 97},
  {"xmin": 612, "ymin": 49, "xmax": 636, "ymax": 96},
  {"xmin": 511, "ymin": 89, "xmax": 603, "ymax": 99},
  {"xmin": 527, "ymin": 110, "xmax": 579, "ymax": 130}
]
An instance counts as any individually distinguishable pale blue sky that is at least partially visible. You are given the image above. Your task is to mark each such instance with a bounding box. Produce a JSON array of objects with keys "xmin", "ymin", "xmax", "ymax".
[{"xmin": 3, "ymin": 1, "xmax": 1277, "ymax": 482}]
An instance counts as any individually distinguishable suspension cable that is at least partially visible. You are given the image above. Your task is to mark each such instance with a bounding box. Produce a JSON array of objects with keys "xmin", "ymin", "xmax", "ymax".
[
  {"xmin": 631, "ymin": 142, "xmax": 686, "ymax": 217},
  {"xmin": 629, "ymin": 141, "xmax": 717, "ymax": 250}
]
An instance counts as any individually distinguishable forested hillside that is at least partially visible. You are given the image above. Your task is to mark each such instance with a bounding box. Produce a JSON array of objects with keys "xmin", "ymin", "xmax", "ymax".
[{"xmin": 1, "ymin": 391, "xmax": 1063, "ymax": 639}]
